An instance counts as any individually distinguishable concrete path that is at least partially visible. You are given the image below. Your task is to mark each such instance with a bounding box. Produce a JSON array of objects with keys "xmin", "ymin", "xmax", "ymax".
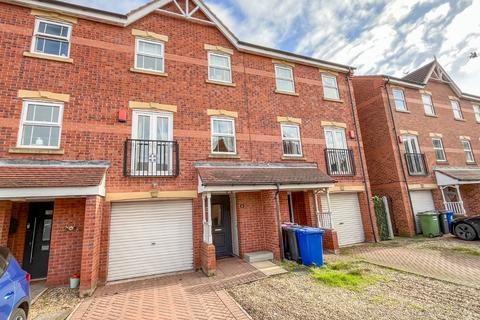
[{"xmin": 71, "ymin": 258, "xmax": 264, "ymax": 320}]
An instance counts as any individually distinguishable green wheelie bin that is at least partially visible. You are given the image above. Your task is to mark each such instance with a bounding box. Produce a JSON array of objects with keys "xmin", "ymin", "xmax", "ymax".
[{"xmin": 417, "ymin": 211, "xmax": 442, "ymax": 237}]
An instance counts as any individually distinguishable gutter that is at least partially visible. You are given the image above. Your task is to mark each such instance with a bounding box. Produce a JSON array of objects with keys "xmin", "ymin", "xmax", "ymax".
[
  {"xmin": 384, "ymin": 77, "xmax": 417, "ymax": 235},
  {"xmin": 346, "ymin": 69, "xmax": 378, "ymax": 243}
]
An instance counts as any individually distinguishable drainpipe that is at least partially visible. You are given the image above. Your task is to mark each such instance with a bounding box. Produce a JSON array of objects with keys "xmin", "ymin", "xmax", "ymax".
[
  {"xmin": 345, "ymin": 70, "xmax": 377, "ymax": 242},
  {"xmin": 275, "ymin": 183, "xmax": 285, "ymax": 260},
  {"xmin": 384, "ymin": 77, "xmax": 417, "ymax": 235}
]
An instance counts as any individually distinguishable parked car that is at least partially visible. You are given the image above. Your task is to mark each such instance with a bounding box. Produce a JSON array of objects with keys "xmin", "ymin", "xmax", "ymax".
[
  {"xmin": 451, "ymin": 215, "xmax": 480, "ymax": 241},
  {"xmin": 0, "ymin": 247, "xmax": 30, "ymax": 320}
]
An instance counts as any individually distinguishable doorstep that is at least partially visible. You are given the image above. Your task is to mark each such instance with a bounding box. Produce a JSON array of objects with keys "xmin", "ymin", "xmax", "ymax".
[{"xmin": 250, "ymin": 261, "xmax": 288, "ymax": 276}]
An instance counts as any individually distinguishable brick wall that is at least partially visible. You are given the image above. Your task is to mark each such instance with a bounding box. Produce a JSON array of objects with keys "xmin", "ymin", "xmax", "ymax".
[
  {"xmin": 6, "ymin": 202, "xmax": 28, "ymax": 263},
  {"xmin": 0, "ymin": 201, "xmax": 12, "ymax": 247},
  {"xmin": 47, "ymin": 198, "xmax": 85, "ymax": 286}
]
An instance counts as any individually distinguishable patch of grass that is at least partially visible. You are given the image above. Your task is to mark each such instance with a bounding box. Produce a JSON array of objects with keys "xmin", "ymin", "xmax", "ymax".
[
  {"xmin": 281, "ymin": 260, "xmax": 307, "ymax": 272},
  {"xmin": 309, "ymin": 262, "xmax": 383, "ymax": 290}
]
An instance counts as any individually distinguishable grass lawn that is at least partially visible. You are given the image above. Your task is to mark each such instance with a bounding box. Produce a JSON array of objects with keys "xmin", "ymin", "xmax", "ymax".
[{"xmin": 229, "ymin": 260, "xmax": 480, "ymax": 320}]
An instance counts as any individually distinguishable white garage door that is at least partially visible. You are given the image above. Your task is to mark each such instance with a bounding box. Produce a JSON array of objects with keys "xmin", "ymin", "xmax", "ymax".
[
  {"xmin": 108, "ymin": 200, "xmax": 193, "ymax": 282},
  {"xmin": 322, "ymin": 193, "xmax": 365, "ymax": 246},
  {"xmin": 410, "ymin": 191, "xmax": 435, "ymax": 234}
]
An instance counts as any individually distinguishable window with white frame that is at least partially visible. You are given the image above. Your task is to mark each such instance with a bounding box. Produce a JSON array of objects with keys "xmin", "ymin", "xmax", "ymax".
[
  {"xmin": 208, "ymin": 52, "xmax": 232, "ymax": 83},
  {"xmin": 322, "ymin": 74, "xmax": 340, "ymax": 100},
  {"xmin": 473, "ymin": 105, "xmax": 480, "ymax": 122},
  {"xmin": 451, "ymin": 100, "xmax": 463, "ymax": 120},
  {"xmin": 135, "ymin": 38, "xmax": 165, "ymax": 73},
  {"xmin": 392, "ymin": 89, "xmax": 407, "ymax": 111},
  {"xmin": 32, "ymin": 19, "xmax": 72, "ymax": 57},
  {"xmin": 281, "ymin": 124, "xmax": 302, "ymax": 156},
  {"xmin": 422, "ymin": 94, "xmax": 435, "ymax": 116},
  {"xmin": 275, "ymin": 65, "xmax": 295, "ymax": 93},
  {"xmin": 462, "ymin": 140, "xmax": 475, "ymax": 163},
  {"xmin": 18, "ymin": 101, "xmax": 63, "ymax": 148},
  {"xmin": 432, "ymin": 138, "xmax": 446, "ymax": 162},
  {"xmin": 211, "ymin": 117, "xmax": 236, "ymax": 154}
]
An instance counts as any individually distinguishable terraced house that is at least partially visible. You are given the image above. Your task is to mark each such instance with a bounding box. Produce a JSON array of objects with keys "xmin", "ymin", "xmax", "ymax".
[
  {"xmin": 353, "ymin": 60, "xmax": 480, "ymax": 237},
  {"xmin": 0, "ymin": 0, "xmax": 378, "ymax": 296}
]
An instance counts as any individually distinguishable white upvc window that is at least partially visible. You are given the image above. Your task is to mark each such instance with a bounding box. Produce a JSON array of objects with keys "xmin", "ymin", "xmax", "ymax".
[
  {"xmin": 208, "ymin": 52, "xmax": 232, "ymax": 83},
  {"xmin": 451, "ymin": 100, "xmax": 463, "ymax": 120},
  {"xmin": 322, "ymin": 74, "xmax": 340, "ymax": 100},
  {"xmin": 18, "ymin": 100, "xmax": 63, "ymax": 148},
  {"xmin": 473, "ymin": 105, "xmax": 480, "ymax": 122},
  {"xmin": 135, "ymin": 38, "xmax": 165, "ymax": 73},
  {"xmin": 211, "ymin": 117, "xmax": 236, "ymax": 154},
  {"xmin": 462, "ymin": 140, "xmax": 475, "ymax": 163},
  {"xmin": 422, "ymin": 94, "xmax": 435, "ymax": 116},
  {"xmin": 432, "ymin": 138, "xmax": 446, "ymax": 162},
  {"xmin": 281, "ymin": 124, "xmax": 302, "ymax": 156},
  {"xmin": 32, "ymin": 19, "xmax": 72, "ymax": 58},
  {"xmin": 275, "ymin": 65, "xmax": 295, "ymax": 93},
  {"xmin": 392, "ymin": 89, "xmax": 407, "ymax": 111}
]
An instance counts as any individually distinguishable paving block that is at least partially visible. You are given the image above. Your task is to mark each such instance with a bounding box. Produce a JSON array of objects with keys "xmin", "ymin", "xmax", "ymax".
[{"xmin": 243, "ymin": 251, "xmax": 274, "ymax": 263}]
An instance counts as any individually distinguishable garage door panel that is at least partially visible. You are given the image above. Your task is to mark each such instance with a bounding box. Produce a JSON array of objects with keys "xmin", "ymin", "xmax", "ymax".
[
  {"xmin": 321, "ymin": 193, "xmax": 365, "ymax": 246},
  {"xmin": 108, "ymin": 200, "xmax": 193, "ymax": 282},
  {"xmin": 409, "ymin": 191, "xmax": 435, "ymax": 234}
]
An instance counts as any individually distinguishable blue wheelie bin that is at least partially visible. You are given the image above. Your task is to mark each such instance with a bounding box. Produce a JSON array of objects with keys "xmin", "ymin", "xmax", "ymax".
[{"xmin": 295, "ymin": 227, "xmax": 324, "ymax": 267}]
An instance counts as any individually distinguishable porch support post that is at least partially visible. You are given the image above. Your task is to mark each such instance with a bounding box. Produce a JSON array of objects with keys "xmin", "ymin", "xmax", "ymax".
[
  {"xmin": 325, "ymin": 188, "xmax": 335, "ymax": 229},
  {"xmin": 0, "ymin": 201, "xmax": 12, "ymax": 247},
  {"xmin": 202, "ymin": 193, "xmax": 206, "ymax": 242},
  {"xmin": 206, "ymin": 192, "xmax": 212, "ymax": 244},
  {"xmin": 314, "ymin": 190, "xmax": 321, "ymax": 228},
  {"xmin": 440, "ymin": 186, "xmax": 447, "ymax": 210}
]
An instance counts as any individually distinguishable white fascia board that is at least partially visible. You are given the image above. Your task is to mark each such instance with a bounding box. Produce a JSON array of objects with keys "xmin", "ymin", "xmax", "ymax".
[
  {"xmin": 387, "ymin": 78, "xmax": 424, "ymax": 89},
  {"xmin": 461, "ymin": 94, "xmax": 480, "ymax": 103},
  {"xmin": 198, "ymin": 183, "xmax": 335, "ymax": 193},
  {"xmin": 0, "ymin": 185, "xmax": 105, "ymax": 200}
]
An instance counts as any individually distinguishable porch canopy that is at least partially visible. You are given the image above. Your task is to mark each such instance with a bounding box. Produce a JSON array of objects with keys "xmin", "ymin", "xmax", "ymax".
[
  {"xmin": 434, "ymin": 168, "xmax": 480, "ymax": 186},
  {"xmin": 0, "ymin": 160, "xmax": 110, "ymax": 200},
  {"xmin": 195, "ymin": 162, "xmax": 336, "ymax": 245},
  {"xmin": 196, "ymin": 162, "xmax": 335, "ymax": 193}
]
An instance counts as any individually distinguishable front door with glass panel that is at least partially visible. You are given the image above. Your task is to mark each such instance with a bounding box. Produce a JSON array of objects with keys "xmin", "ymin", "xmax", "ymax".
[
  {"xmin": 132, "ymin": 111, "xmax": 173, "ymax": 176},
  {"xmin": 325, "ymin": 128, "xmax": 349, "ymax": 173},
  {"xmin": 23, "ymin": 203, "xmax": 53, "ymax": 279}
]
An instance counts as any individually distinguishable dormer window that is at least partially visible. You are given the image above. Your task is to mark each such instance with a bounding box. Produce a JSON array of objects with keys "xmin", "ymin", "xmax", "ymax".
[{"xmin": 32, "ymin": 19, "xmax": 71, "ymax": 58}]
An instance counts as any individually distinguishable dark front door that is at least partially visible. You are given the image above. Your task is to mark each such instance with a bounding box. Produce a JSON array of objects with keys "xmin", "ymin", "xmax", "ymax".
[
  {"xmin": 23, "ymin": 202, "xmax": 54, "ymax": 279},
  {"xmin": 211, "ymin": 195, "xmax": 233, "ymax": 258}
]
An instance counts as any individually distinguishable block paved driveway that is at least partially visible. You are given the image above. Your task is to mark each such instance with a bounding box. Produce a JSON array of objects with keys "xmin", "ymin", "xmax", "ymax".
[
  {"xmin": 71, "ymin": 258, "xmax": 264, "ymax": 320},
  {"xmin": 346, "ymin": 237, "xmax": 480, "ymax": 289}
]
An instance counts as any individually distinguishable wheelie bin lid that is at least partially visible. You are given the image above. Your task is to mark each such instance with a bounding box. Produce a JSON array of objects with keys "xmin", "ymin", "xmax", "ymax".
[
  {"xmin": 416, "ymin": 211, "xmax": 437, "ymax": 216},
  {"xmin": 295, "ymin": 227, "xmax": 324, "ymax": 235}
]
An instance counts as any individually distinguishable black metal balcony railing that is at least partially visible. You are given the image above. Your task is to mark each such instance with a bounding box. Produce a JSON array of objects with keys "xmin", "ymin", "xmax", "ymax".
[
  {"xmin": 325, "ymin": 148, "xmax": 356, "ymax": 176},
  {"xmin": 405, "ymin": 153, "xmax": 428, "ymax": 176},
  {"xmin": 123, "ymin": 139, "xmax": 179, "ymax": 177}
]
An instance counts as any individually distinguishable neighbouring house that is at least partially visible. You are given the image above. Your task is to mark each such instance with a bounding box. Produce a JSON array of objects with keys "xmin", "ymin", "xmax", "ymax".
[
  {"xmin": 0, "ymin": 0, "xmax": 378, "ymax": 296},
  {"xmin": 353, "ymin": 60, "xmax": 480, "ymax": 237}
]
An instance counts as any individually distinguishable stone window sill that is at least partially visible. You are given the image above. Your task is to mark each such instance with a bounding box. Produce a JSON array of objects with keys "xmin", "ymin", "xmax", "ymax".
[
  {"xmin": 275, "ymin": 90, "xmax": 299, "ymax": 97},
  {"xmin": 9, "ymin": 147, "xmax": 65, "ymax": 155},
  {"xmin": 23, "ymin": 52, "xmax": 73, "ymax": 63},
  {"xmin": 454, "ymin": 118, "xmax": 466, "ymax": 122},
  {"xmin": 130, "ymin": 68, "xmax": 168, "ymax": 77},
  {"xmin": 395, "ymin": 109, "xmax": 411, "ymax": 114},
  {"xmin": 205, "ymin": 80, "xmax": 236, "ymax": 87},
  {"xmin": 208, "ymin": 153, "xmax": 240, "ymax": 159},
  {"xmin": 282, "ymin": 156, "xmax": 306, "ymax": 161},
  {"xmin": 425, "ymin": 114, "xmax": 438, "ymax": 118},
  {"xmin": 323, "ymin": 97, "xmax": 344, "ymax": 103}
]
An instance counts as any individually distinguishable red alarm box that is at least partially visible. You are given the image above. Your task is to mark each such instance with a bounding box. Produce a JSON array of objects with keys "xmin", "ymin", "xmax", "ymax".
[
  {"xmin": 118, "ymin": 110, "xmax": 127, "ymax": 123},
  {"xmin": 348, "ymin": 130, "xmax": 356, "ymax": 139}
]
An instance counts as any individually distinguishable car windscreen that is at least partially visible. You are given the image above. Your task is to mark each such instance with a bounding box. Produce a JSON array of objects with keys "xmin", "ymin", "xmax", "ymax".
[{"xmin": 0, "ymin": 247, "xmax": 10, "ymax": 277}]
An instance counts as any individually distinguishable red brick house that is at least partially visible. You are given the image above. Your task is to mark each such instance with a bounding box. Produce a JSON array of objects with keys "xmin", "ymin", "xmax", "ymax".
[
  {"xmin": 353, "ymin": 60, "xmax": 480, "ymax": 236},
  {"xmin": 0, "ymin": 0, "xmax": 378, "ymax": 296}
]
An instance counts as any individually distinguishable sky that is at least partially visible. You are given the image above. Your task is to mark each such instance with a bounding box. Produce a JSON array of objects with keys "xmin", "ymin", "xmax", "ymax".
[{"xmin": 65, "ymin": 0, "xmax": 480, "ymax": 95}]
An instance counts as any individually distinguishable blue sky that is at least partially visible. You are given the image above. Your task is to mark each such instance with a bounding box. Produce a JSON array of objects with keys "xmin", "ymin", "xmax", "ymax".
[{"xmin": 65, "ymin": 0, "xmax": 480, "ymax": 94}]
